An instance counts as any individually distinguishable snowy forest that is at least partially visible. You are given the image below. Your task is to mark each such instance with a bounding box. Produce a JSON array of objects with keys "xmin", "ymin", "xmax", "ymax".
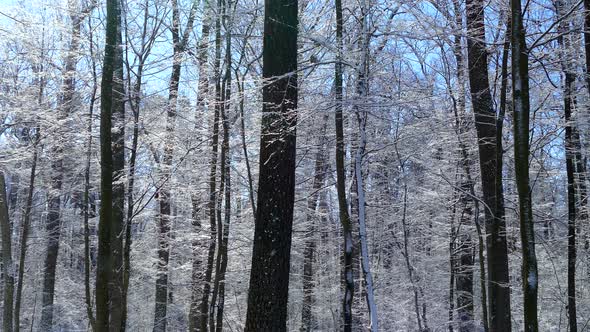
[{"xmin": 0, "ymin": 0, "xmax": 589, "ymax": 331}]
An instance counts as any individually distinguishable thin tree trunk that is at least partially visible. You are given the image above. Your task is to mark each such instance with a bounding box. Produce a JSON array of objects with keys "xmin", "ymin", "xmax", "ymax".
[
  {"xmin": 301, "ymin": 117, "xmax": 329, "ymax": 332},
  {"xmin": 212, "ymin": 4, "xmax": 233, "ymax": 330},
  {"xmin": 40, "ymin": 5, "xmax": 84, "ymax": 328},
  {"xmin": 200, "ymin": 0, "xmax": 223, "ymax": 329},
  {"xmin": 450, "ymin": 5, "xmax": 476, "ymax": 329},
  {"xmin": 214, "ymin": 76, "xmax": 232, "ymax": 332},
  {"xmin": 334, "ymin": 0, "xmax": 355, "ymax": 329},
  {"xmin": 244, "ymin": 0, "xmax": 298, "ymax": 329},
  {"xmin": 14, "ymin": 56, "xmax": 47, "ymax": 332},
  {"xmin": 555, "ymin": 2, "xmax": 578, "ymax": 329},
  {"xmin": 14, "ymin": 130, "xmax": 39, "ymax": 332},
  {"xmin": 353, "ymin": 1, "xmax": 378, "ymax": 329},
  {"xmin": 1, "ymin": 171, "xmax": 14, "ymax": 332},
  {"xmin": 189, "ymin": 4, "xmax": 211, "ymax": 331},
  {"xmin": 152, "ymin": 2, "xmax": 198, "ymax": 330},
  {"xmin": 511, "ymin": 0, "xmax": 539, "ymax": 329}
]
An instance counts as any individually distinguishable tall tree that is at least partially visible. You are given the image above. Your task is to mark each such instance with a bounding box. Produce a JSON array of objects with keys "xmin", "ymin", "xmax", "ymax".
[
  {"xmin": 555, "ymin": 1, "xmax": 581, "ymax": 329},
  {"xmin": 244, "ymin": 0, "xmax": 298, "ymax": 329},
  {"xmin": 40, "ymin": 1, "xmax": 86, "ymax": 328},
  {"xmin": 334, "ymin": 0, "xmax": 355, "ymax": 330},
  {"xmin": 152, "ymin": 1, "xmax": 198, "ymax": 330},
  {"xmin": 188, "ymin": 2, "xmax": 212, "ymax": 330},
  {"xmin": 1, "ymin": 171, "xmax": 13, "ymax": 332},
  {"xmin": 200, "ymin": 0, "xmax": 223, "ymax": 329},
  {"xmin": 96, "ymin": 0, "xmax": 124, "ymax": 328},
  {"xmin": 300, "ymin": 117, "xmax": 329, "ymax": 332},
  {"xmin": 511, "ymin": 0, "xmax": 539, "ymax": 330},
  {"xmin": 465, "ymin": 0, "xmax": 512, "ymax": 331}
]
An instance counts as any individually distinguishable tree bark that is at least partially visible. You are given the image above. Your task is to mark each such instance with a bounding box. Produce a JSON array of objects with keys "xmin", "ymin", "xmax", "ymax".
[
  {"xmin": 334, "ymin": 0, "xmax": 355, "ymax": 330},
  {"xmin": 244, "ymin": 0, "xmax": 298, "ymax": 329},
  {"xmin": 1, "ymin": 171, "xmax": 14, "ymax": 332},
  {"xmin": 200, "ymin": 0, "xmax": 223, "ymax": 329},
  {"xmin": 555, "ymin": 2, "xmax": 578, "ymax": 329},
  {"xmin": 466, "ymin": 1, "xmax": 512, "ymax": 330},
  {"xmin": 96, "ymin": 0, "xmax": 123, "ymax": 328},
  {"xmin": 511, "ymin": 0, "xmax": 539, "ymax": 330}
]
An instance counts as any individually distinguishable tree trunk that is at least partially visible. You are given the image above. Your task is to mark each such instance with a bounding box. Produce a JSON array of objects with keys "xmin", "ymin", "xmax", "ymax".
[
  {"xmin": 1, "ymin": 171, "xmax": 14, "ymax": 332},
  {"xmin": 14, "ymin": 132, "xmax": 38, "ymax": 332},
  {"xmin": 200, "ymin": 1, "xmax": 223, "ymax": 329},
  {"xmin": 244, "ymin": 0, "xmax": 298, "ymax": 329},
  {"xmin": 189, "ymin": 4, "xmax": 211, "ymax": 331},
  {"xmin": 301, "ymin": 117, "xmax": 329, "ymax": 332},
  {"xmin": 40, "ymin": 5, "xmax": 84, "ymax": 328},
  {"xmin": 212, "ymin": 5, "xmax": 232, "ymax": 330},
  {"xmin": 353, "ymin": 1, "xmax": 378, "ymax": 329},
  {"xmin": 152, "ymin": 2, "xmax": 198, "ymax": 331},
  {"xmin": 511, "ymin": 0, "xmax": 539, "ymax": 330},
  {"xmin": 96, "ymin": 0, "xmax": 123, "ymax": 328},
  {"xmin": 334, "ymin": 0, "xmax": 355, "ymax": 330},
  {"xmin": 466, "ymin": 1, "xmax": 512, "ymax": 330},
  {"xmin": 555, "ymin": 2, "xmax": 578, "ymax": 329}
]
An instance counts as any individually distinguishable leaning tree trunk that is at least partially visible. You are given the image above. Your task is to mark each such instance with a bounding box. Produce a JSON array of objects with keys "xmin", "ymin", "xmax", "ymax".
[
  {"xmin": 244, "ymin": 0, "xmax": 298, "ymax": 329},
  {"xmin": 1, "ymin": 172, "xmax": 14, "ymax": 332},
  {"xmin": 14, "ymin": 128, "xmax": 40, "ymax": 332},
  {"xmin": 466, "ymin": 0, "xmax": 512, "ymax": 330},
  {"xmin": 40, "ymin": 5, "xmax": 84, "ymax": 328},
  {"xmin": 511, "ymin": 0, "xmax": 539, "ymax": 330},
  {"xmin": 334, "ymin": 0, "xmax": 355, "ymax": 330}
]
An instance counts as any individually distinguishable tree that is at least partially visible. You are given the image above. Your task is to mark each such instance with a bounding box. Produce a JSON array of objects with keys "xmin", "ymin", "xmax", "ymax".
[
  {"xmin": 1, "ymin": 171, "xmax": 14, "ymax": 332},
  {"xmin": 511, "ymin": 0, "xmax": 539, "ymax": 330},
  {"xmin": 334, "ymin": 0, "xmax": 355, "ymax": 330},
  {"xmin": 39, "ymin": 1, "xmax": 87, "ymax": 328},
  {"xmin": 95, "ymin": 0, "xmax": 124, "ymax": 328},
  {"xmin": 152, "ymin": 1, "xmax": 198, "ymax": 330},
  {"xmin": 465, "ymin": 0, "xmax": 512, "ymax": 330},
  {"xmin": 244, "ymin": 0, "xmax": 298, "ymax": 329}
]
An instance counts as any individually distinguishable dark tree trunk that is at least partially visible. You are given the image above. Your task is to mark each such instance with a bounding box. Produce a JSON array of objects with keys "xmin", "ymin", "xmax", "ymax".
[
  {"xmin": 212, "ymin": 5, "xmax": 233, "ymax": 330},
  {"xmin": 109, "ymin": 8, "xmax": 126, "ymax": 331},
  {"xmin": 555, "ymin": 2, "xmax": 578, "ymax": 329},
  {"xmin": 1, "ymin": 172, "xmax": 14, "ymax": 332},
  {"xmin": 83, "ymin": 14, "xmax": 98, "ymax": 331},
  {"xmin": 14, "ymin": 130, "xmax": 39, "ymax": 332},
  {"xmin": 511, "ymin": 0, "xmax": 539, "ymax": 330},
  {"xmin": 334, "ymin": 0, "xmax": 355, "ymax": 329},
  {"xmin": 244, "ymin": 0, "xmax": 298, "ymax": 329},
  {"xmin": 200, "ymin": 1, "xmax": 223, "ymax": 329},
  {"xmin": 466, "ymin": 1, "xmax": 512, "ymax": 330},
  {"xmin": 96, "ymin": 0, "xmax": 123, "ymax": 328}
]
